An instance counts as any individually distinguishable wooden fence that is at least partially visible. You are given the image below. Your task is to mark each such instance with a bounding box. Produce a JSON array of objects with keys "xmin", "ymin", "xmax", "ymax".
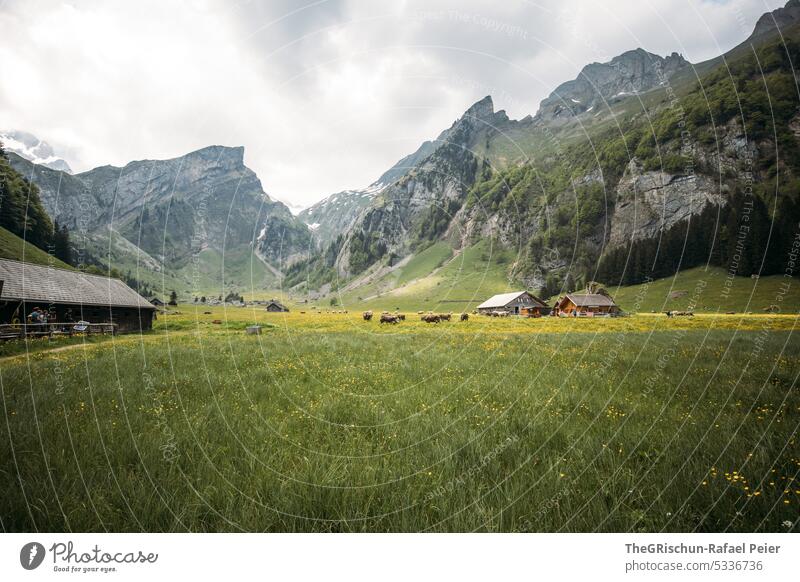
[{"xmin": 0, "ymin": 322, "xmax": 117, "ymax": 341}]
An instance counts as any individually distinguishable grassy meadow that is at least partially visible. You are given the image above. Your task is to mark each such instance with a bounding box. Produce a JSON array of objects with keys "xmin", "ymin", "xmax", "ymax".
[{"xmin": 1, "ymin": 305, "xmax": 798, "ymax": 532}]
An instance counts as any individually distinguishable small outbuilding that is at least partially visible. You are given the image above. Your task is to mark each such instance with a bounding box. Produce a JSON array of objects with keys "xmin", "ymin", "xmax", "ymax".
[
  {"xmin": 149, "ymin": 297, "xmax": 165, "ymax": 307},
  {"xmin": 555, "ymin": 293, "xmax": 620, "ymax": 316},
  {"xmin": 0, "ymin": 258, "xmax": 157, "ymax": 332},
  {"xmin": 476, "ymin": 291, "xmax": 549, "ymax": 315},
  {"xmin": 265, "ymin": 299, "xmax": 289, "ymax": 312}
]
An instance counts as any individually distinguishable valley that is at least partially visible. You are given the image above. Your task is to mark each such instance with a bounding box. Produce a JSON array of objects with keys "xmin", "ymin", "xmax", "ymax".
[{"xmin": 2, "ymin": 0, "xmax": 800, "ymax": 539}]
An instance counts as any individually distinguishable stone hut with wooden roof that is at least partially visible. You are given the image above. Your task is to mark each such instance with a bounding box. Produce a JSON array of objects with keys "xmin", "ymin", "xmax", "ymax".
[
  {"xmin": 0, "ymin": 258, "xmax": 157, "ymax": 332},
  {"xmin": 476, "ymin": 291, "xmax": 549, "ymax": 315}
]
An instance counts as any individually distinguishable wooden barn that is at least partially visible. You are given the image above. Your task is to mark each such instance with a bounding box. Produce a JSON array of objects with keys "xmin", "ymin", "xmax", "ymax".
[
  {"xmin": 0, "ymin": 258, "xmax": 157, "ymax": 332},
  {"xmin": 149, "ymin": 297, "xmax": 165, "ymax": 307},
  {"xmin": 265, "ymin": 299, "xmax": 289, "ymax": 312},
  {"xmin": 477, "ymin": 291, "xmax": 549, "ymax": 315},
  {"xmin": 555, "ymin": 293, "xmax": 620, "ymax": 316}
]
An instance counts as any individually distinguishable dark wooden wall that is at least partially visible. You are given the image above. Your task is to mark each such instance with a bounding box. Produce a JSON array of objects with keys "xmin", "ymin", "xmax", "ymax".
[{"xmin": 0, "ymin": 301, "xmax": 155, "ymax": 332}]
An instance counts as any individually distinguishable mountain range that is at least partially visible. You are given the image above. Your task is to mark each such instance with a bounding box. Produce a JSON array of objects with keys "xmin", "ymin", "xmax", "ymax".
[
  {"xmin": 284, "ymin": 0, "xmax": 800, "ymax": 299},
  {"xmin": 7, "ymin": 144, "xmax": 312, "ymax": 294},
  {"xmin": 5, "ymin": 0, "xmax": 800, "ymax": 302}
]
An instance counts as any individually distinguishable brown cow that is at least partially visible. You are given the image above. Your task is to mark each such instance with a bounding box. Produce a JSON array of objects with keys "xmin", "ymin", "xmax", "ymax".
[
  {"xmin": 438, "ymin": 313, "xmax": 452, "ymax": 321},
  {"xmin": 422, "ymin": 313, "xmax": 441, "ymax": 323},
  {"xmin": 460, "ymin": 313, "xmax": 469, "ymax": 321},
  {"xmin": 397, "ymin": 314, "xmax": 406, "ymax": 321},
  {"xmin": 363, "ymin": 311, "xmax": 373, "ymax": 321},
  {"xmin": 380, "ymin": 313, "xmax": 400, "ymax": 324}
]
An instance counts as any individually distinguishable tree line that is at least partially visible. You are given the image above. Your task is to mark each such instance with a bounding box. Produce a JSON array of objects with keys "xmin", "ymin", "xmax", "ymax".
[
  {"xmin": 0, "ymin": 141, "xmax": 73, "ymax": 263},
  {"xmin": 596, "ymin": 191, "xmax": 800, "ymax": 286}
]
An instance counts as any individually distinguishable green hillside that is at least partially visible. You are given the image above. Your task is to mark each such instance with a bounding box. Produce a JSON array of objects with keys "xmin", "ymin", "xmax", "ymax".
[
  {"xmin": 604, "ymin": 267, "xmax": 800, "ymax": 314},
  {"xmin": 173, "ymin": 246, "xmax": 280, "ymax": 295},
  {"xmin": 335, "ymin": 240, "xmax": 520, "ymax": 312},
  {"xmin": 331, "ymin": 254, "xmax": 799, "ymax": 315},
  {"xmin": 0, "ymin": 226, "xmax": 72, "ymax": 269}
]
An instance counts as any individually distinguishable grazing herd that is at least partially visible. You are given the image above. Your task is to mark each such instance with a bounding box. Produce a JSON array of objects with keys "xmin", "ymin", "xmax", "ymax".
[
  {"xmin": 361, "ymin": 310, "xmax": 469, "ymax": 324},
  {"xmin": 487, "ymin": 310, "xmax": 510, "ymax": 317}
]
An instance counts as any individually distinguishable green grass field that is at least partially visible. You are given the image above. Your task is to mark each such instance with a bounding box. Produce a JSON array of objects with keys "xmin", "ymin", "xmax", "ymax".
[{"xmin": 1, "ymin": 307, "xmax": 798, "ymax": 532}]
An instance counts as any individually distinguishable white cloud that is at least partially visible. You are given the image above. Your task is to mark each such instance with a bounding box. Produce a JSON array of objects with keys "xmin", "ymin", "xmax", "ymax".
[{"xmin": 0, "ymin": 0, "xmax": 786, "ymax": 208}]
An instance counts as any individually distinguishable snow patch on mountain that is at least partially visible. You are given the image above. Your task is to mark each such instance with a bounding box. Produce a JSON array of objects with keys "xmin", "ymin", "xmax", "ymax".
[{"xmin": 1, "ymin": 130, "xmax": 72, "ymax": 173}]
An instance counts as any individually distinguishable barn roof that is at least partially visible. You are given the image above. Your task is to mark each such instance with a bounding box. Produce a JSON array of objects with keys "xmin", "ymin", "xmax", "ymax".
[
  {"xmin": 0, "ymin": 258, "xmax": 156, "ymax": 310},
  {"xmin": 564, "ymin": 293, "xmax": 617, "ymax": 307},
  {"xmin": 477, "ymin": 291, "xmax": 547, "ymax": 309}
]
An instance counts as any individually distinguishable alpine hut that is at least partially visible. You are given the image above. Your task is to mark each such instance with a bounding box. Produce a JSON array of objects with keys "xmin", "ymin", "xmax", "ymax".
[
  {"xmin": 0, "ymin": 258, "xmax": 157, "ymax": 332},
  {"xmin": 265, "ymin": 299, "xmax": 289, "ymax": 312},
  {"xmin": 476, "ymin": 291, "xmax": 549, "ymax": 316},
  {"xmin": 554, "ymin": 292, "xmax": 620, "ymax": 316}
]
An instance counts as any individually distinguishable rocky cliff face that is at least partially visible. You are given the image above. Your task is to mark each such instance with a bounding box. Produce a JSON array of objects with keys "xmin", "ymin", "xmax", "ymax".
[
  {"xmin": 535, "ymin": 49, "xmax": 689, "ymax": 123},
  {"xmin": 9, "ymin": 145, "xmax": 312, "ymax": 282},
  {"xmin": 298, "ymin": 100, "xmax": 501, "ymax": 251},
  {"xmin": 608, "ymin": 160, "xmax": 725, "ymax": 247},
  {"xmin": 299, "ymin": 186, "xmax": 379, "ymax": 248},
  {"xmin": 332, "ymin": 97, "xmax": 502, "ymax": 275}
]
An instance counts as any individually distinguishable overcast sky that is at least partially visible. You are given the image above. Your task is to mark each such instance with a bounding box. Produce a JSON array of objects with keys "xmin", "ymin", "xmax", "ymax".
[{"xmin": 0, "ymin": 0, "xmax": 785, "ymax": 210}]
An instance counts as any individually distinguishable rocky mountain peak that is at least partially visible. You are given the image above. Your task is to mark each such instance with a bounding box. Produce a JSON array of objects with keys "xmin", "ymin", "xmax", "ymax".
[
  {"xmin": 1, "ymin": 129, "xmax": 72, "ymax": 173},
  {"xmin": 535, "ymin": 48, "xmax": 689, "ymax": 123},
  {"xmin": 751, "ymin": 0, "xmax": 800, "ymax": 38},
  {"xmin": 463, "ymin": 95, "xmax": 496, "ymax": 120},
  {"xmin": 185, "ymin": 144, "xmax": 246, "ymax": 168},
  {"xmin": 436, "ymin": 95, "xmax": 510, "ymax": 149}
]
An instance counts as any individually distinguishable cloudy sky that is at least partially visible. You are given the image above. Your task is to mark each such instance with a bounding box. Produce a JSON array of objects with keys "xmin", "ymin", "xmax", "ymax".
[{"xmin": 0, "ymin": 0, "xmax": 784, "ymax": 210}]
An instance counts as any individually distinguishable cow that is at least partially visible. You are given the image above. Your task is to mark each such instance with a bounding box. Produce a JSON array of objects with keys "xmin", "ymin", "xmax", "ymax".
[
  {"xmin": 397, "ymin": 314, "xmax": 406, "ymax": 321},
  {"xmin": 460, "ymin": 313, "xmax": 469, "ymax": 322},
  {"xmin": 363, "ymin": 311, "xmax": 373, "ymax": 321},
  {"xmin": 421, "ymin": 313, "xmax": 440, "ymax": 323},
  {"xmin": 380, "ymin": 313, "xmax": 400, "ymax": 324},
  {"xmin": 417, "ymin": 311, "xmax": 424, "ymax": 315},
  {"xmin": 438, "ymin": 312, "xmax": 452, "ymax": 321}
]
